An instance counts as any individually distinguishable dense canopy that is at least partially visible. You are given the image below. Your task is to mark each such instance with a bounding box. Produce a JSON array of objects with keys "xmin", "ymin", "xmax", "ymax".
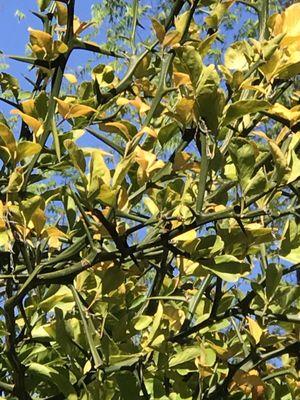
[{"xmin": 0, "ymin": 0, "xmax": 300, "ymax": 399}]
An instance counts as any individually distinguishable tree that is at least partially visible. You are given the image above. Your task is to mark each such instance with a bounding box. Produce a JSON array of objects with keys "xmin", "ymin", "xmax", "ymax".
[{"xmin": 0, "ymin": 0, "xmax": 300, "ymax": 399}]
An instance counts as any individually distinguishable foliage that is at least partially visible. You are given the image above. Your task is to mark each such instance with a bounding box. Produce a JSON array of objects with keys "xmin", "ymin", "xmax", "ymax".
[{"xmin": 0, "ymin": 0, "xmax": 300, "ymax": 399}]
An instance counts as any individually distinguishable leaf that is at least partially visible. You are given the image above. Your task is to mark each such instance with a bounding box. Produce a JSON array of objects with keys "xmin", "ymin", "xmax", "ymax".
[
  {"xmin": 271, "ymin": 3, "xmax": 300, "ymax": 50},
  {"xmin": 7, "ymin": 168, "xmax": 24, "ymax": 193},
  {"xmin": 205, "ymin": 0, "xmax": 235, "ymax": 29},
  {"xmin": 176, "ymin": 45, "xmax": 203, "ymax": 92},
  {"xmin": 112, "ymin": 153, "xmax": 135, "ymax": 188},
  {"xmin": 55, "ymin": 98, "xmax": 96, "ymax": 118},
  {"xmin": 280, "ymin": 220, "xmax": 300, "ymax": 263},
  {"xmin": 268, "ymin": 139, "xmax": 290, "ymax": 183},
  {"xmin": 0, "ymin": 123, "xmax": 16, "ymax": 160},
  {"xmin": 92, "ymin": 64, "xmax": 115, "ymax": 88},
  {"xmin": 37, "ymin": 0, "xmax": 51, "ymax": 11},
  {"xmin": 56, "ymin": 1, "xmax": 68, "ymax": 25},
  {"xmin": 64, "ymin": 139, "xmax": 86, "ymax": 174},
  {"xmin": 134, "ymin": 315, "xmax": 153, "ymax": 330},
  {"xmin": 64, "ymin": 73, "xmax": 77, "ymax": 84},
  {"xmin": 266, "ymin": 264, "xmax": 282, "ymax": 300},
  {"xmin": 116, "ymin": 372, "xmax": 140, "ymax": 400},
  {"xmin": 27, "ymin": 363, "xmax": 77, "ymax": 399},
  {"xmin": 99, "ymin": 120, "xmax": 137, "ymax": 141},
  {"xmin": 169, "ymin": 346, "xmax": 202, "ymax": 367},
  {"xmin": 116, "ymin": 96, "xmax": 150, "ymax": 116},
  {"xmin": 88, "ymin": 149, "xmax": 111, "ymax": 198},
  {"xmin": 16, "ymin": 141, "xmax": 41, "ymax": 162},
  {"xmin": 201, "ymin": 255, "xmax": 251, "ymax": 282},
  {"xmin": 229, "ymin": 138, "xmax": 256, "ymax": 191},
  {"xmin": 152, "ymin": 18, "xmax": 165, "ymax": 43},
  {"xmin": 224, "ymin": 43, "xmax": 248, "ymax": 71},
  {"xmin": 28, "ymin": 28, "xmax": 52, "ymax": 54},
  {"xmin": 247, "ymin": 317, "xmax": 263, "ymax": 344},
  {"xmin": 222, "ymin": 100, "xmax": 270, "ymax": 126},
  {"xmin": 102, "ymin": 266, "xmax": 124, "ymax": 294},
  {"xmin": 11, "ymin": 109, "xmax": 43, "ymax": 136},
  {"xmin": 162, "ymin": 30, "xmax": 182, "ymax": 48},
  {"xmin": 173, "ymin": 72, "xmax": 192, "ymax": 88},
  {"xmin": 39, "ymin": 286, "xmax": 73, "ymax": 313}
]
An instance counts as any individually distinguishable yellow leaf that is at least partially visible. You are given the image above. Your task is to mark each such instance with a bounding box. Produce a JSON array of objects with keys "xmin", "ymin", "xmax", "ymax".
[
  {"xmin": 16, "ymin": 142, "xmax": 41, "ymax": 162},
  {"xmin": 163, "ymin": 30, "xmax": 182, "ymax": 48},
  {"xmin": 174, "ymin": 11, "xmax": 190, "ymax": 36},
  {"xmin": 144, "ymin": 196, "xmax": 159, "ymax": 216},
  {"xmin": 7, "ymin": 168, "xmax": 24, "ymax": 193},
  {"xmin": 117, "ymin": 96, "xmax": 150, "ymax": 116},
  {"xmin": 224, "ymin": 44, "xmax": 248, "ymax": 71},
  {"xmin": 67, "ymin": 104, "xmax": 96, "ymax": 118},
  {"xmin": 64, "ymin": 73, "xmax": 77, "ymax": 84},
  {"xmin": 175, "ymin": 98, "xmax": 194, "ymax": 125},
  {"xmin": 55, "ymin": 98, "xmax": 96, "ymax": 118},
  {"xmin": 247, "ymin": 317, "xmax": 263, "ymax": 344},
  {"xmin": 173, "ymin": 72, "xmax": 192, "ymax": 87},
  {"xmin": 55, "ymin": 97, "xmax": 71, "ymax": 118},
  {"xmin": 0, "ymin": 201, "xmax": 6, "ymax": 230},
  {"xmin": 56, "ymin": 1, "xmax": 68, "ymax": 25},
  {"xmin": 0, "ymin": 123, "xmax": 16, "ymax": 159},
  {"xmin": 28, "ymin": 28, "xmax": 52, "ymax": 53},
  {"xmin": 268, "ymin": 103, "xmax": 300, "ymax": 127},
  {"xmin": 137, "ymin": 126, "xmax": 157, "ymax": 138},
  {"xmin": 174, "ymin": 229, "xmax": 197, "ymax": 242},
  {"xmin": 271, "ymin": 3, "xmax": 300, "ymax": 50},
  {"xmin": 42, "ymin": 226, "xmax": 68, "ymax": 250},
  {"xmin": 151, "ymin": 18, "xmax": 165, "ymax": 43},
  {"xmin": 11, "ymin": 110, "xmax": 43, "ymax": 136}
]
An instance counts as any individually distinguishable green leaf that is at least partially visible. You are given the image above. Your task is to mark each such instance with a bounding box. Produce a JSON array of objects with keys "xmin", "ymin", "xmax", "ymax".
[
  {"xmin": 116, "ymin": 372, "xmax": 140, "ymax": 400},
  {"xmin": 134, "ymin": 315, "xmax": 153, "ymax": 330},
  {"xmin": 158, "ymin": 122, "xmax": 179, "ymax": 146},
  {"xmin": 222, "ymin": 100, "xmax": 270, "ymax": 126},
  {"xmin": 266, "ymin": 264, "xmax": 282, "ymax": 300},
  {"xmin": 229, "ymin": 138, "xmax": 256, "ymax": 191},
  {"xmin": 176, "ymin": 45, "xmax": 203, "ymax": 92},
  {"xmin": 201, "ymin": 255, "xmax": 251, "ymax": 282},
  {"xmin": 169, "ymin": 346, "xmax": 202, "ymax": 367},
  {"xmin": 27, "ymin": 363, "xmax": 77, "ymax": 399}
]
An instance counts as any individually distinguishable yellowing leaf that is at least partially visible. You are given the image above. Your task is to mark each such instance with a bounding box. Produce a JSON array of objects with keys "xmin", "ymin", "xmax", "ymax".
[
  {"xmin": 224, "ymin": 44, "xmax": 248, "ymax": 71},
  {"xmin": 174, "ymin": 97, "xmax": 194, "ymax": 125},
  {"xmin": 268, "ymin": 139, "xmax": 290, "ymax": 183},
  {"xmin": 55, "ymin": 98, "xmax": 96, "ymax": 119},
  {"xmin": 16, "ymin": 141, "xmax": 41, "ymax": 162},
  {"xmin": 99, "ymin": 120, "xmax": 137, "ymax": 141},
  {"xmin": 134, "ymin": 315, "xmax": 153, "ymax": 331},
  {"xmin": 173, "ymin": 72, "xmax": 192, "ymax": 87},
  {"xmin": 247, "ymin": 317, "xmax": 263, "ymax": 344},
  {"xmin": 169, "ymin": 346, "xmax": 202, "ymax": 367},
  {"xmin": 11, "ymin": 110, "xmax": 43, "ymax": 136},
  {"xmin": 271, "ymin": 3, "xmax": 300, "ymax": 50},
  {"xmin": 151, "ymin": 18, "xmax": 165, "ymax": 43},
  {"xmin": 42, "ymin": 226, "xmax": 68, "ymax": 250},
  {"xmin": 222, "ymin": 100, "xmax": 270, "ymax": 126},
  {"xmin": 163, "ymin": 30, "xmax": 182, "ymax": 48},
  {"xmin": 64, "ymin": 73, "xmax": 77, "ymax": 84},
  {"xmin": 174, "ymin": 11, "xmax": 190, "ymax": 36},
  {"xmin": 28, "ymin": 28, "xmax": 52, "ymax": 53},
  {"xmin": 0, "ymin": 123, "xmax": 16, "ymax": 159},
  {"xmin": 116, "ymin": 96, "xmax": 150, "ymax": 116},
  {"xmin": 267, "ymin": 103, "xmax": 300, "ymax": 128},
  {"xmin": 67, "ymin": 104, "xmax": 96, "ymax": 118},
  {"xmin": 7, "ymin": 168, "xmax": 24, "ymax": 193},
  {"xmin": 56, "ymin": 1, "xmax": 68, "ymax": 25}
]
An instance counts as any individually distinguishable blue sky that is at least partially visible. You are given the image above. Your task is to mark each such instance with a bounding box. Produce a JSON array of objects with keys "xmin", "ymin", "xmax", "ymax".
[{"xmin": 0, "ymin": 0, "xmax": 95, "ymax": 77}]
